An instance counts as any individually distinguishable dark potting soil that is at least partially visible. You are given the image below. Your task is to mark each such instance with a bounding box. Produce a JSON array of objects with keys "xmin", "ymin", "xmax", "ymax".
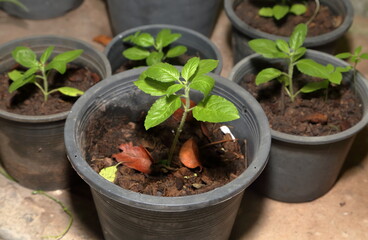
[
  {"xmin": 240, "ymin": 73, "xmax": 363, "ymax": 136},
  {"xmin": 235, "ymin": 0, "xmax": 342, "ymax": 37},
  {"xmin": 86, "ymin": 112, "xmax": 247, "ymax": 197},
  {"xmin": 0, "ymin": 64, "xmax": 101, "ymax": 115}
]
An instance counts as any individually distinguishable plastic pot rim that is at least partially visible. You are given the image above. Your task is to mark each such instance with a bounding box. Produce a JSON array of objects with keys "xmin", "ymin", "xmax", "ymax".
[
  {"xmin": 64, "ymin": 67, "xmax": 271, "ymax": 212},
  {"xmin": 224, "ymin": 0, "xmax": 354, "ymax": 47},
  {"xmin": 103, "ymin": 24, "xmax": 223, "ymax": 75},
  {"xmin": 229, "ymin": 50, "xmax": 368, "ymax": 145}
]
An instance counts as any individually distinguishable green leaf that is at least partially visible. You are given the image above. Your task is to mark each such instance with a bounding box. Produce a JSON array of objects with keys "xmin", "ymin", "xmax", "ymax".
[
  {"xmin": 166, "ymin": 45, "xmax": 187, "ymax": 58},
  {"xmin": 328, "ymin": 71, "xmax": 343, "ymax": 85},
  {"xmin": 290, "ymin": 4, "xmax": 307, "ymax": 15},
  {"xmin": 293, "ymin": 47, "xmax": 306, "ymax": 61},
  {"xmin": 335, "ymin": 52, "xmax": 352, "ymax": 59},
  {"xmin": 145, "ymin": 62, "xmax": 180, "ymax": 83},
  {"xmin": 248, "ymin": 39, "xmax": 287, "ymax": 58},
  {"xmin": 273, "ymin": 4, "xmax": 289, "ymax": 20},
  {"xmin": 196, "ymin": 59, "xmax": 219, "ymax": 75},
  {"xmin": 45, "ymin": 60, "xmax": 67, "ymax": 74},
  {"xmin": 133, "ymin": 32, "xmax": 154, "ymax": 48},
  {"xmin": 299, "ymin": 80, "xmax": 329, "ymax": 93},
  {"xmin": 12, "ymin": 46, "xmax": 38, "ymax": 68},
  {"xmin": 53, "ymin": 49, "xmax": 83, "ymax": 63},
  {"xmin": 99, "ymin": 165, "xmax": 118, "ymax": 182},
  {"xmin": 296, "ymin": 59, "xmax": 329, "ymax": 79},
  {"xmin": 276, "ymin": 39, "xmax": 290, "ymax": 53},
  {"xmin": 56, "ymin": 87, "xmax": 84, "ymax": 97},
  {"xmin": 7, "ymin": 69, "xmax": 23, "ymax": 81},
  {"xmin": 193, "ymin": 95, "xmax": 239, "ymax": 122},
  {"xmin": 181, "ymin": 57, "xmax": 200, "ymax": 81},
  {"xmin": 144, "ymin": 95, "xmax": 181, "ymax": 130},
  {"xmin": 354, "ymin": 46, "xmax": 362, "ymax": 55},
  {"xmin": 40, "ymin": 46, "xmax": 54, "ymax": 64},
  {"xmin": 156, "ymin": 29, "xmax": 182, "ymax": 49},
  {"xmin": 166, "ymin": 84, "xmax": 184, "ymax": 96},
  {"xmin": 146, "ymin": 51, "xmax": 164, "ymax": 66},
  {"xmin": 135, "ymin": 72, "xmax": 174, "ymax": 96},
  {"xmin": 190, "ymin": 75, "xmax": 214, "ymax": 98},
  {"xmin": 259, "ymin": 7, "xmax": 273, "ymax": 17},
  {"xmin": 289, "ymin": 23, "xmax": 307, "ymax": 50},
  {"xmin": 360, "ymin": 53, "xmax": 368, "ymax": 60},
  {"xmin": 336, "ymin": 66, "xmax": 352, "ymax": 73},
  {"xmin": 8, "ymin": 68, "xmax": 37, "ymax": 93},
  {"xmin": 255, "ymin": 68, "xmax": 282, "ymax": 85},
  {"xmin": 122, "ymin": 47, "xmax": 150, "ymax": 60}
]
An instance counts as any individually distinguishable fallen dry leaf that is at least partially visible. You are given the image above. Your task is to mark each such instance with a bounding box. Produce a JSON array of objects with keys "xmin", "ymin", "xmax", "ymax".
[
  {"xmin": 303, "ymin": 113, "xmax": 328, "ymax": 124},
  {"xmin": 112, "ymin": 142, "xmax": 152, "ymax": 174},
  {"xmin": 179, "ymin": 138, "xmax": 202, "ymax": 170},
  {"xmin": 93, "ymin": 35, "xmax": 113, "ymax": 46}
]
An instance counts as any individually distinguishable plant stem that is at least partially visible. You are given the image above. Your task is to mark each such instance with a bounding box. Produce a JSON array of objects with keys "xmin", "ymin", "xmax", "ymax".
[
  {"xmin": 288, "ymin": 58, "xmax": 295, "ymax": 102},
  {"xmin": 40, "ymin": 65, "xmax": 49, "ymax": 102},
  {"xmin": 32, "ymin": 190, "xmax": 73, "ymax": 240},
  {"xmin": 0, "ymin": 165, "xmax": 16, "ymax": 182},
  {"xmin": 306, "ymin": 0, "xmax": 320, "ymax": 26},
  {"xmin": 167, "ymin": 87, "xmax": 191, "ymax": 166}
]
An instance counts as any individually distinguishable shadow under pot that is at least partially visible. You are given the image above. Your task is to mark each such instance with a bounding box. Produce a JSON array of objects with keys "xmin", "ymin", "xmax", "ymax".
[
  {"xmin": 228, "ymin": 50, "xmax": 368, "ymax": 203},
  {"xmin": 0, "ymin": 35, "xmax": 111, "ymax": 190},
  {"xmin": 64, "ymin": 67, "xmax": 271, "ymax": 240},
  {"xmin": 103, "ymin": 24, "xmax": 223, "ymax": 75},
  {"xmin": 224, "ymin": 0, "xmax": 354, "ymax": 63}
]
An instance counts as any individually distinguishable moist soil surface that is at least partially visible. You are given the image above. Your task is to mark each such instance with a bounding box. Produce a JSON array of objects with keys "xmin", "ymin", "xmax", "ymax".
[
  {"xmin": 0, "ymin": 64, "xmax": 101, "ymax": 115},
  {"xmin": 235, "ymin": 0, "xmax": 342, "ymax": 37},
  {"xmin": 240, "ymin": 73, "xmax": 363, "ymax": 136},
  {"xmin": 86, "ymin": 112, "xmax": 247, "ymax": 197}
]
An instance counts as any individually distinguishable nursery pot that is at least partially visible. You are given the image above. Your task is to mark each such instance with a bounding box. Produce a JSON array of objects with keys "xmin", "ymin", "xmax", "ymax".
[
  {"xmin": 229, "ymin": 50, "xmax": 368, "ymax": 203},
  {"xmin": 2, "ymin": 0, "xmax": 83, "ymax": 20},
  {"xmin": 106, "ymin": 0, "xmax": 222, "ymax": 37},
  {"xmin": 0, "ymin": 35, "xmax": 111, "ymax": 190},
  {"xmin": 104, "ymin": 24, "xmax": 223, "ymax": 75},
  {"xmin": 64, "ymin": 67, "xmax": 271, "ymax": 240},
  {"xmin": 224, "ymin": 0, "xmax": 354, "ymax": 63}
]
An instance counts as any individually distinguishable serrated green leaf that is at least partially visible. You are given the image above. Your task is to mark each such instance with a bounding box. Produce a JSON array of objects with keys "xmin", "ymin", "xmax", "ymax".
[
  {"xmin": 276, "ymin": 39, "xmax": 290, "ymax": 53},
  {"xmin": 135, "ymin": 72, "xmax": 174, "ymax": 96},
  {"xmin": 326, "ymin": 64, "xmax": 334, "ymax": 73},
  {"xmin": 197, "ymin": 59, "xmax": 219, "ymax": 75},
  {"xmin": 293, "ymin": 47, "xmax": 306, "ymax": 61},
  {"xmin": 99, "ymin": 165, "xmax": 118, "ymax": 182},
  {"xmin": 146, "ymin": 51, "xmax": 164, "ymax": 66},
  {"xmin": 156, "ymin": 29, "xmax": 182, "ymax": 49},
  {"xmin": 45, "ymin": 60, "xmax": 67, "ymax": 74},
  {"xmin": 248, "ymin": 39, "xmax": 287, "ymax": 58},
  {"xmin": 296, "ymin": 59, "xmax": 329, "ymax": 79},
  {"xmin": 190, "ymin": 75, "xmax": 214, "ymax": 98},
  {"xmin": 193, "ymin": 95, "xmax": 239, "ymax": 122},
  {"xmin": 335, "ymin": 52, "xmax": 352, "ymax": 59},
  {"xmin": 273, "ymin": 4, "xmax": 289, "ymax": 20},
  {"xmin": 145, "ymin": 62, "xmax": 180, "ymax": 83},
  {"xmin": 182, "ymin": 57, "xmax": 200, "ymax": 81},
  {"xmin": 166, "ymin": 84, "xmax": 184, "ymax": 96},
  {"xmin": 299, "ymin": 80, "xmax": 329, "ymax": 93},
  {"xmin": 166, "ymin": 45, "xmax": 187, "ymax": 58},
  {"xmin": 259, "ymin": 7, "xmax": 273, "ymax": 17},
  {"xmin": 255, "ymin": 68, "xmax": 282, "ymax": 85},
  {"xmin": 328, "ymin": 71, "xmax": 343, "ymax": 85},
  {"xmin": 40, "ymin": 46, "xmax": 54, "ymax": 64},
  {"xmin": 144, "ymin": 95, "xmax": 181, "ymax": 130},
  {"xmin": 290, "ymin": 4, "xmax": 307, "ymax": 15},
  {"xmin": 12, "ymin": 46, "xmax": 38, "ymax": 68},
  {"xmin": 133, "ymin": 32, "xmax": 154, "ymax": 47},
  {"xmin": 53, "ymin": 49, "xmax": 83, "ymax": 63},
  {"xmin": 289, "ymin": 23, "xmax": 307, "ymax": 50},
  {"xmin": 57, "ymin": 87, "xmax": 84, "ymax": 97},
  {"xmin": 122, "ymin": 47, "xmax": 150, "ymax": 60}
]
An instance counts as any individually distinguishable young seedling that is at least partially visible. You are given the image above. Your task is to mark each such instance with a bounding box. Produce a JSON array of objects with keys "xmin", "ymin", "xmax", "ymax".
[
  {"xmin": 248, "ymin": 23, "xmax": 350, "ymax": 105},
  {"xmin": 259, "ymin": 0, "xmax": 319, "ymax": 25},
  {"xmin": 0, "ymin": 0, "xmax": 28, "ymax": 11},
  {"xmin": 99, "ymin": 58, "xmax": 240, "ymax": 181},
  {"xmin": 8, "ymin": 46, "xmax": 84, "ymax": 102},
  {"xmin": 122, "ymin": 29, "xmax": 187, "ymax": 66}
]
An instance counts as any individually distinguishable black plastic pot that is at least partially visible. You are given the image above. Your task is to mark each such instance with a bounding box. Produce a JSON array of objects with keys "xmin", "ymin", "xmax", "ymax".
[
  {"xmin": 0, "ymin": 35, "xmax": 111, "ymax": 190},
  {"xmin": 224, "ymin": 0, "xmax": 354, "ymax": 63},
  {"xmin": 229, "ymin": 50, "xmax": 368, "ymax": 203},
  {"xmin": 106, "ymin": 0, "xmax": 222, "ymax": 37},
  {"xmin": 2, "ymin": 0, "xmax": 83, "ymax": 20},
  {"xmin": 64, "ymin": 67, "xmax": 271, "ymax": 239},
  {"xmin": 104, "ymin": 24, "xmax": 223, "ymax": 75}
]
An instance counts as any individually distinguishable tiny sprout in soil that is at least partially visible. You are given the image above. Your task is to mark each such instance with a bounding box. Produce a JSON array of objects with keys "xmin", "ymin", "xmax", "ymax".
[
  {"xmin": 99, "ymin": 57, "xmax": 240, "ymax": 182},
  {"xmin": 122, "ymin": 29, "xmax": 187, "ymax": 66},
  {"xmin": 8, "ymin": 46, "xmax": 84, "ymax": 102},
  {"xmin": 248, "ymin": 23, "xmax": 350, "ymax": 106}
]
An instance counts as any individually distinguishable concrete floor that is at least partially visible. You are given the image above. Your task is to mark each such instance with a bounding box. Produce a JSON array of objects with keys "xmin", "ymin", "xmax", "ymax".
[{"xmin": 0, "ymin": 0, "xmax": 367, "ymax": 239}]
